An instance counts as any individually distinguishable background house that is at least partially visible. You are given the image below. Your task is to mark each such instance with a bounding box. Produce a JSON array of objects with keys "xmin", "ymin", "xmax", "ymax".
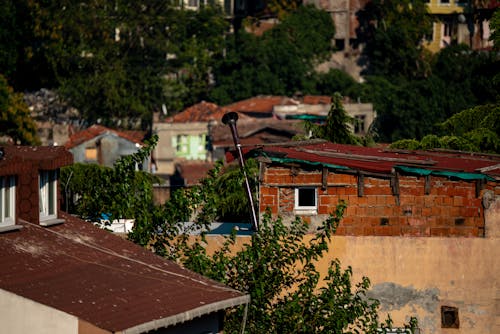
[
  {"xmin": 0, "ymin": 145, "xmax": 249, "ymax": 334},
  {"xmin": 225, "ymin": 95, "xmax": 376, "ymax": 136},
  {"xmin": 64, "ymin": 124, "xmax": 149, "ymax": 171},
  {"xmin": 224, "ymin": 140, "xmax": 500, "ymax": 333},
  {"xmin": 152, "ymin": 101, "xmax": 250, "ymax": 176},
  {"xmin": 425, "ymin": 0, "xmax": 499, "ymax": 52}
]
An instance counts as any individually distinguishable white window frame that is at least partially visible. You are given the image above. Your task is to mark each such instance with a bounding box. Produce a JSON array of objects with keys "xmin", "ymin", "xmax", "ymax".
[
  {"xmin": 39, "ymin": 170, "xmax": 58, "ymax": 221},
  {"xmin": 294, "ymin": 187, "xmax": 317, "ymax": 215},
  {"xmin": 0, "ymin": 176, "xmax": 16, "ymax": 227}
]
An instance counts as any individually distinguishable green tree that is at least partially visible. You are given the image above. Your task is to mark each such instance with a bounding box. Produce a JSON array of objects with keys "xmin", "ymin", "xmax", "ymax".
[
  {"xmin": 0, "ymin": 75, "xmax": 40, "ymax": 145},
  {"xmin": 357, "ymin": 0, "xmax": 433, "ymax": 79},
  {"xmin": 491, "ymin": 8, "xmax": 500, "ymax": 50},
  {"xmin": 61, "ymin": 135, "xmax": 159, "ymax": 222},
  {"xmin": 390, "ymin": 104, "xmax": 500, "ymax": 153},
  {"xmin": 29, "ymin": 1, "xmax": 228, "ymax": 126},
  {"xmin": 210, "ymin": 5, "xmax": 335, "ymax": 104},
  {"xmin": 129, "ymin": 158, "xmax": 381, "ymax": 333},
  {"xmin": 305, "ymin": 92, "xmax": 362, "ymax": 145}
]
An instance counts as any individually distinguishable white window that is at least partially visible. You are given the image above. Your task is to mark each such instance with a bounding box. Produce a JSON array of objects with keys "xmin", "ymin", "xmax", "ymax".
[
  {"xmin": 0, "ymin": 176, "xmax": 16, "ymax": 227},
  {"xmin": 39, "ymin": 170, "xmax": 58, "ymax": 221},
  {"xmin": 294, "ymin": 187, "xmax": 317, "ymax": 214}
]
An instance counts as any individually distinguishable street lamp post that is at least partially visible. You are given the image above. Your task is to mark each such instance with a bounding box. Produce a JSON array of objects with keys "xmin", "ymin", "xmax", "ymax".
[{"xmin": 222, "ymin": 112, "xmax": 259, "ymax": 232}]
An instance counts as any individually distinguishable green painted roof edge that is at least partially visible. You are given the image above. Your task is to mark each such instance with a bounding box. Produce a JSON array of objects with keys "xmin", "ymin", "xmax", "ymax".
[
  {"xmin": 267, "ymin": 156, "xmax": 349, "ymax": 170},
  {"xmin": 395, "ymin": 165, "xmax": 495, "ymax": 181}
]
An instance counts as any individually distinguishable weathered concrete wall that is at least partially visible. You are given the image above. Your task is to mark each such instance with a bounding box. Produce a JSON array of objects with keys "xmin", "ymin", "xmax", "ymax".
[{"xmin": 0, "ymin": 289, "xmax": 78, "ymax": 334}]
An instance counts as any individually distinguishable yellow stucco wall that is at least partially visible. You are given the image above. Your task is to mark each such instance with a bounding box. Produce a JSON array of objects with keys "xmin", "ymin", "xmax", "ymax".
[{"xmin": 203, "ymin": 198, "xmax": 500, "ymax": 333}]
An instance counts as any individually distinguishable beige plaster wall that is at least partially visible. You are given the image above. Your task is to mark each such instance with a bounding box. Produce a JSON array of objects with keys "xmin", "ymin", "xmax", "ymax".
[
  {"xmin": 0, "ymin": 289, "xmax": 78, "ymax": 334},
  {"xmin": 203, "ymin": 197, "xmax": 500, "ymax": 333},
  {"xmin": 153, "ymin": 122, "xmax": 208, "ymax": 175}
]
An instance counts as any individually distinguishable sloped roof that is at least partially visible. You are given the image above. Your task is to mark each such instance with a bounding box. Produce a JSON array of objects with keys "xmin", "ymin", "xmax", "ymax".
[
  {"xmin": 212, "ymin": 119, "xmax": 306, "ymax": 147},
  {"xmin": 174, "ymin": 161, "xmax": 215, "ymax": 186},
  {"xmin": 224, "ymin": 96, "xmax": 286, "ymax": 115},
  {"xmin": 0, "ymin": 213, "xmax": 248, "ymax": 332},
  {"xmin": 224, "ymin": 95, "xmax": 333, "ymax": 116},
  {"xmin": 234, "ymin": 141, "xmax": 500, "ymax": 180},
  {"xmin": 165, "ymin": 101, "xmax": 250, "ymax": 123},
  {"xmin": 64, "ymin": 125, "xmax": 146, "ymax": 149}
]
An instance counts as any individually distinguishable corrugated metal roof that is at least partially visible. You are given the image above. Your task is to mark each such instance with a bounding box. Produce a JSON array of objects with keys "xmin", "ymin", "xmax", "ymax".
[
  {"xmin": 64, "ymin": 125, "xmax": 146, "ymax": 149},
  {"xmin": 0, "ymin": 213, "xmax": 248, "ymax": 332},
  {"xmin": 237, "ymin": 141, "xmax": 500, "ymax": 179}
]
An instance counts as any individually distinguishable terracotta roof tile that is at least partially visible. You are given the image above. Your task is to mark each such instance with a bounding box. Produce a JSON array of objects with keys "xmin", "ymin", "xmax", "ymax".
[
  {"xmin": 64, "ymin": 125, "xmax": 146, "ymax": 149},
  {"xmin": 165, "ymin": 101, "xmax": 251, "ymax": 123},
  {"xmin": 224, "ymin": 95, "xmax": 335, "ymax": 116}
]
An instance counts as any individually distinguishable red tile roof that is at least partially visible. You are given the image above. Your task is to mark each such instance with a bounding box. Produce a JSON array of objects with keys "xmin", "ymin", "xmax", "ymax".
[
  {"xmin": 64, "ymin": 125, "xmax": 146, "ymax": 149},
  {"xmin": 232, "ymin": 141, "xmax": 500, "ymax": 180},
  {"xmin": 0, "ymin": 213, "xmax": 248, "ymax": 332},
  {"xmin": 224, "ymin": 95, "xmax": 334, "ymax": 116},
  {"xmin": 165, "ymin": 101, "xmax": 250, "ymax": 123},
  {"xmin": 224, "ymin": 96, "xmax": 285, "ymax": 115}
]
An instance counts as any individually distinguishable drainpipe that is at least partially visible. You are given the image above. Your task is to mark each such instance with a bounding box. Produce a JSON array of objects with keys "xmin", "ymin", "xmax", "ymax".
[{"xmin": 222, "ymin": 112, "xmax": 259, "ymax": 232}]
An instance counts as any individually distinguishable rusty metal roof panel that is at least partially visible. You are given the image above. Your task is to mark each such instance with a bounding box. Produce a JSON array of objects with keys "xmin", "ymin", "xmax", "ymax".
[
  {"xmin": 0, "ymin": 213, "xmax": 248, "ymax": 332},
  {"xmin": 242, "ymin": 141, "xmax": 500, "ymax": 179}
]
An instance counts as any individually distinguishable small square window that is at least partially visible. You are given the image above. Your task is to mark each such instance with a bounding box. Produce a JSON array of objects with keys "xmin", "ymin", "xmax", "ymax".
[
  {"xmin": 39, "ymin": 170, "xmax": 58, "ymax": 221},
  {"xmin": 295, "ymin": 187, "xmax": 317, "ymax": 214},
  {"xmin": 0, "ymin": 176, "xmax": 16, "ymax": 227},
  {"xmin": 85, "ymin": 147, "xmax": 97, "ymax": 161},
  {"xmin": 441, "ymin": 306, "xmax": 459, "ymax": 328}
]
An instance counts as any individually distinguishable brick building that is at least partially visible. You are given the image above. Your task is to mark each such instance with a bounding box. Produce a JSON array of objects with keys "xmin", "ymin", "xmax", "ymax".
[
  {"xmin": 220, "ymin": 140, "xmax": 500, "ymax": 332},
  {"xmin": 236, "ymin": 140, "xmax": 500, "ymax": 237}
]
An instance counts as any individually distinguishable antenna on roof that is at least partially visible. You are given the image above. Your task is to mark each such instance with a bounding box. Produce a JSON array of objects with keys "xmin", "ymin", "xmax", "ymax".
[{"xmin": 222, "ymin": 112, "xmax": 259, "ymax": 232}]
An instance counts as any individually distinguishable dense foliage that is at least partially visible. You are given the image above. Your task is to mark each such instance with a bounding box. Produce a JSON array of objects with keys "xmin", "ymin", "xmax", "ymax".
[
  {"xmin": 0, "ymin": 75, "xmax": 39, "ymax": 144},
  {"xmin": 127, "ymin": 153, "xmax": 383, "ymax": 334},
  {"xmin": 390, "ymin": 104, "xmax": 500, "ymax": 153},
  {"xmin": 1, "ymin": 1, "xmax": 498, "ymax": 145},
  {"xmin": 61, "ymin": 135, "xmax": 159, "ymax": 221},
  {"xmin": 209, "ymin": 5, "xmax": 335, "ymax": 105}
]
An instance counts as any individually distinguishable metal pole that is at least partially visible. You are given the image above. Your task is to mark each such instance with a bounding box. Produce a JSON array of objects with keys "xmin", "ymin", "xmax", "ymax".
[{"xmin": 222, "ymin": 112, "xmax": 259, "ymax": 231}]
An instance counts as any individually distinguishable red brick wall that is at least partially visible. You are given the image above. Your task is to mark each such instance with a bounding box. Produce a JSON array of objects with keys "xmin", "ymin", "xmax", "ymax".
[{"xmin": 260, "ymin": 166, "xmax": 495, "ymax": 237}]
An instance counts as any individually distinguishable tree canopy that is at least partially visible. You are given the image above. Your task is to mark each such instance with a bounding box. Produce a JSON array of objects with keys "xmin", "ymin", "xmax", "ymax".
[
  {"xmin": 304, "ymin": 92, "xmax": 363, "ymax": 145},
  {"xmin": 0, "ymin": 75, "xmax": 40, "ymax": 145},
  {"xmin": 390, "ymin": 104, "xmax": 500, "ymax": 153},
  {"xmin": 209, "ymin": 5, "xmax": 335, "ymax": 105}
]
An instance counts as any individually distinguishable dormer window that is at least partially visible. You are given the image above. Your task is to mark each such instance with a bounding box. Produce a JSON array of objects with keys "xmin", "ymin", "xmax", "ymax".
[
  {"xmin": 39, "ymin": 170, "xmax": 63, "ymax": 226},
  {"xmin": 0, "ymin": 176, "xmax": 16, "ymax": 228}
]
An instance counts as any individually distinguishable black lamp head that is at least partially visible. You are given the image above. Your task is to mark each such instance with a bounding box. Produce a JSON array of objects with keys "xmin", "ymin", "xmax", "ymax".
[{"xmin": 222, "ymin": 112, "xmax": 238, "ymax": 125}]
